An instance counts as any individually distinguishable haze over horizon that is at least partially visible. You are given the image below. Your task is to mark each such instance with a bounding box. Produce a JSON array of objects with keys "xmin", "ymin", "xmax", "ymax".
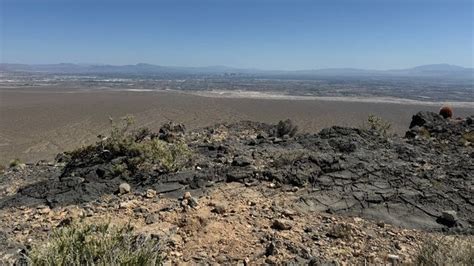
[
  {"xmin": 1, "ymin": 62, "xmax": 472, "ymax": 73},
  {"xmin": 1, "ymin": 0, "xmax": 473, "ymax": 70}
]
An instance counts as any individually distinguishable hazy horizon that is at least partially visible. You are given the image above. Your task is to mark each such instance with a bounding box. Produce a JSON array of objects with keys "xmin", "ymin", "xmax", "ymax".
[
  {"xmin": 1, "ymin": 0, "xmax": 473, "ymax": 70},
  {"xmin": 1, "ymin": 62, "xmax": 472, "ymax": 72}
]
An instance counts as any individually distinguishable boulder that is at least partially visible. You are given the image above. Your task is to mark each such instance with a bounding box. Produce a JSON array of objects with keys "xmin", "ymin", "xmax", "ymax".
[
  {"xmin": 409, "ymin": 111, "xmax": 444, "ymax": 129},
  {"xmin": 272, "ymin": 219, "xmax": 292, "ymax": 230},
  {"xmin": 438, "ymin": 210, "xmax": 459, "ymax": 227},
  {"xmin": 119, "ymin": 183, "xmax": 131, "ymax": 194}
]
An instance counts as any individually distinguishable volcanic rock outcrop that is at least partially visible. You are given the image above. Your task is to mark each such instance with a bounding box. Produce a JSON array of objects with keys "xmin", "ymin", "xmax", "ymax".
[{"xmin": 1, "ymin": 111, "xmax": 473, "ymax": 232}]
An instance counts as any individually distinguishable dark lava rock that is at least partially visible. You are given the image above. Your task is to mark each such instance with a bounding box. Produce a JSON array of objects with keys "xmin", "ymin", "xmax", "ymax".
[
  {"xmin": 159, "ymin": 121, "xmax": 186, "ymax": 142},
  {"xmin": 272, "ymin": 219, "xmax": 292, "ymax": 230},
  {"xmin": 409, "ymin": 111, "xmax": 446, "ymax": 129},
  {"xmin": 265, "ymin": 241, "xmax": 279, "ymax": 256},
  {"xmin": 406, "ymin": 111, "xmax": 473, "ymax": 146},
  {"xmin": 437, "ymin": 210, "xmax": 459, "ymax": 227},
  {"xmin": 1, "ymin": 112, "xmax": 473, "ymax": 233},
  {"xmin": 226, "ymin": 170, "xmax": 254, "ymax": 182},
  {"xmin": 231, "ymin": 156, "xmax": 253, "ymax": 167}
]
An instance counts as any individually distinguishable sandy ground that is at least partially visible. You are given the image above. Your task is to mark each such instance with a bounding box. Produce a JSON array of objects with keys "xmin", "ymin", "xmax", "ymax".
[
  {"xmin": 0, "ymin": 180, "xmax": 433, "ymax": 264},
  {"xmin": 1, "ymin": 87, "xmax": 473, "ymax": 165}
]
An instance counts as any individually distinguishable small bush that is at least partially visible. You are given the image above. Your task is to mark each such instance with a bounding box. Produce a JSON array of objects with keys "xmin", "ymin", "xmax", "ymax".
[
  {"xmin": 129, "ymin": 139, "xmax": 189, "ymax": 173},
  {"xmin": 64, "ymin": 116, "xmax": 192, "ymax": 176},
  {"xmin": 363, "ymin": 114, "xmax": 392, "ymax": 137},
  {"xmin": 134, "ymin": 127, "xmax": 158, "ymax": 142},
  {"xmin": 27, "ymin": 222, "xmax": 161, "ymax": 266},
  {"xmin": 111, "ymin": 163, "xmax": 128, "ymax": 177},
  {"xmin": 415, "ymin": 236, "xmax": 474, "ymax": 265},
  {"xmin": 462, "ymin": 131, "xmax": 474, "ymax": 143},
  {"xmin": 0, "ymin": 164, "xmax": 5, "ymax": 173},
  {"xmin": 9, "ymin": 158, "xmax": 21, "ymax": 168},
  {"xmin": 275, "ymin": 119, "xmax": 298, "ymax": 137}
]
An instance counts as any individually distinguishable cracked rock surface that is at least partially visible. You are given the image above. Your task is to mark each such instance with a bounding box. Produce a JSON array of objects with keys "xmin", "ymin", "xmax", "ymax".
[{"xmin": 0, "ymin": 111, "xmax": 473, "ymax": 263}]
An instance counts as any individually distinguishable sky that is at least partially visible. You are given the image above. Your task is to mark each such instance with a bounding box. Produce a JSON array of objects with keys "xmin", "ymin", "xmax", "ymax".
[{"xmin": 1, "ymin": 0, "xmax": 473, "ymax": 70}]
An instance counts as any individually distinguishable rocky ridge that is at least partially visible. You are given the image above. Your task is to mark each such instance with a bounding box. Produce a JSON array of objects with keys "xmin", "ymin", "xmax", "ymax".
[{"xmin": 0, "ymin": 111, "xmax": 473, "ymax": 264}]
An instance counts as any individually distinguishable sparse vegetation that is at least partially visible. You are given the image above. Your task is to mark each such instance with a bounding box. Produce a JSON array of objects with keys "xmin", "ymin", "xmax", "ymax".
[
  {"xmin": 1, "ymin": 107, "xmax": 473, "ymax": 265},
  {"xmin": 27, "ymin": 222, "xmax": 162, "ymax": 266},
  {"xmin": 275, "ymin": 119, "xmax": 298, "ymax": 137},
  {"xmin": 64, "ymin": 116, "xmax": 192, "ymax": 175},
  {"xmin": 363, "ymin": 114, "xmax": 392, "ymax": 137},
  {"xmin": 111, "ymin": 163, "xmax": 128, "ymax": 177},
  {"xmin": 9, "ymin": 158, "xmax": 21, "ymax": 168},
  {"xmin": 415, "ymin": 236, "xmax": 474, "ymax": 265},
  {"xmin": 462, "ymin": 131, "xmax": 474, "ymax": 143}
]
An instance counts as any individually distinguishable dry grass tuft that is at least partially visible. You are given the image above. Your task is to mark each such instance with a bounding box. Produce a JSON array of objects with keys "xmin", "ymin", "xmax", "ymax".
[
  {"xmin": 415, "ymin": 236, "xmax": 474, "ymax": 266},
  {"xmin": 27, "ymin": 222, "xmax": 161, "ymax": 266}
]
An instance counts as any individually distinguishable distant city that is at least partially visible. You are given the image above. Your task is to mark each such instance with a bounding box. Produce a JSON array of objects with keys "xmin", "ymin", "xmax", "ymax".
[{"xmin": 1, "ymin": 63, "xmax": 473, "ymax": 102}]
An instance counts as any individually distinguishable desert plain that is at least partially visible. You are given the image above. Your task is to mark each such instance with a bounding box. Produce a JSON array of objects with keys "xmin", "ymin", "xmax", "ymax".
[{"xmin": 1, "ymin": 87, "xmax": 473, "ymax": 165}]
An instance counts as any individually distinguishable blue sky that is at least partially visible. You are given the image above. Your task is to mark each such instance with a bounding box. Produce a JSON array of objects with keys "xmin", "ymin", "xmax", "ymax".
[{"xmin": 1, "ymin": 0, "xmax": 473, "ymax": 70}]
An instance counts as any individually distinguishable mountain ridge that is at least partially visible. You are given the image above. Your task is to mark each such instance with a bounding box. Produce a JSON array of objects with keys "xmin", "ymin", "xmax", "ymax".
[{"xmin": 1, "ymin": 62, "xmax": 472, "ymax": 78}]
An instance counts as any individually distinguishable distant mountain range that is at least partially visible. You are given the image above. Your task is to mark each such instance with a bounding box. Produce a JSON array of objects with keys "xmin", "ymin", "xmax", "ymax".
[{"xmin": 1, "ymin": 63, "xmax": 472, "ymax": 78}]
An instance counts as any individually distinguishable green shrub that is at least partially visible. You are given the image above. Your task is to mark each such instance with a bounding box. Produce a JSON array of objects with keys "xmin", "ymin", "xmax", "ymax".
[
  {"xmin": 275, "ymin": 119, "xmax": 298, "ymax": 137},
  {"xmin": 415, "ymin": 236, "xmax": 474, "ymax": 266},
  {"xmin": 9, "ymin": 158, "xmax": 21, "ymax": 168},
  {"xmin": 65, "ymin": 116, "xmax": 192, "ymax": 175},
  {"xmin": 27, "ymin": 222, "xmax": 161, "ymax": 266},
  {"xmin": 100, "ymin": 131, "xmax": 191, "ymax": 173},
  {"xmin": 136, "ymin": 138, "xmax": 191, "ymax": 172},
  {"xmin": 111, "ymin": 163, "xmax": 128, "ymax": 177},
  {"xmin": 363, "ymin": 114, "xmax": 392, "ymax": 137}
]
